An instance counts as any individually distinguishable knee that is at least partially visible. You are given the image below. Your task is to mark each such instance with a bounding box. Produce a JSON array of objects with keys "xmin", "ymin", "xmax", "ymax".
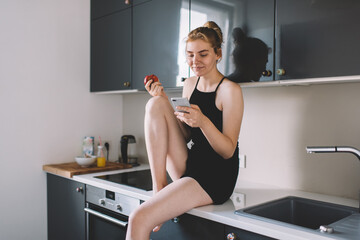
[
  {"xmin": 127, "ymin": 207, "xmax": 152, "ymax": 236},
  {"xmin": 128, "ymin": 208, "xmax": 143, "ymax": 227},
  {"xmin": 145, "ymin": 96, "xmax": 169, "ymax": 115}
]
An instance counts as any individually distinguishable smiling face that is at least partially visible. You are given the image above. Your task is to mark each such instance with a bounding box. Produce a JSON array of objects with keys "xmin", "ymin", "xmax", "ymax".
[{"xmin": 186, "ymin": 39, "xmax": 221, "ymax": 77}]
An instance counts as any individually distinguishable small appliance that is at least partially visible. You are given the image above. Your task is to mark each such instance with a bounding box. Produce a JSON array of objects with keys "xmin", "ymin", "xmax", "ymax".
[{"xmin": 120, "ymin": 135, "xmax": 138, "ymax": 166}]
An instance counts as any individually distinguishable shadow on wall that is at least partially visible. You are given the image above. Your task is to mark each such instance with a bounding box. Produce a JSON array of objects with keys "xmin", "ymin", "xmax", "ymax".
[{"xmin": 227, "ymin": 27, "xmax": 269, "ymax": 83}]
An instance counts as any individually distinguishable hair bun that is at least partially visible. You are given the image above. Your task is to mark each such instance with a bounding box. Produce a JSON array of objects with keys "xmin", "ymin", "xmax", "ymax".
[{"xmin": 203, "ymin": 21, "xmax": 223, "ymax": 44}]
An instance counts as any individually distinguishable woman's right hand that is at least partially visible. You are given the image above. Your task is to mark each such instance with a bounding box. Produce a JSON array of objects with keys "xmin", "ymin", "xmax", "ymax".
[{"xmin": 145, "ymin": 80, "xmax": 167, "ymax": 97}]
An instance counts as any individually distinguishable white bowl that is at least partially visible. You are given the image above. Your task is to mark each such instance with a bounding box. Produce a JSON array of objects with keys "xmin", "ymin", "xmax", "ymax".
[{"xmin": 75, "ymin": 156, "xmax": 96, "ymax": 167}]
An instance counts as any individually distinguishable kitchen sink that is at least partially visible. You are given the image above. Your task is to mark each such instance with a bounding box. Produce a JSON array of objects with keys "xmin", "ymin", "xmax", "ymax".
[{"xmin": 235, "ymin": 196, "xmax": 358, "ymax": 230}]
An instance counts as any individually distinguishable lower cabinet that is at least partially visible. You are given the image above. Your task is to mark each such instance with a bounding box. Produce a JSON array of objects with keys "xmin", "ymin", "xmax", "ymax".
[
  {"xmin": 150, "ymin": 214, "xmax": 276, "ymax": 240},
  {"xmin": 150, "ymin": 214, "xmax": 224, "ymax": 240},
  {"xmin": 47, "ymin": 173, "xmax": 85, "ymax": 240},
  {"xmin": 225, "ymin": 225, "xmax": 276, "ymax": 240}
]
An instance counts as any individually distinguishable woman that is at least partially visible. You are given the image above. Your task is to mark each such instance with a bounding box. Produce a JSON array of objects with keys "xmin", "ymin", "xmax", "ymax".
[{"xmin": 126, "ymin": 21, "xmax": 244, "ymax": 240}]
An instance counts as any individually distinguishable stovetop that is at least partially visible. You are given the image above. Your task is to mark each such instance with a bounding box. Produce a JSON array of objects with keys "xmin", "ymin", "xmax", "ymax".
[{"xmin": 95, "ymin": 169, "xmax": 171, "ymax": 191}]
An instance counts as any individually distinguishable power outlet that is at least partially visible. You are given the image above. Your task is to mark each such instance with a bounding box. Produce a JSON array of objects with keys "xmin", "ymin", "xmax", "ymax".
[
  {"xmin": 101, "ymin": 140, "xmax": 112, "ymax": 160},
  {"xmin": 239, "ymin": 154, "xmax": 246, "ymax": 168},
  {"xmin": 101, "ymin": 140, "xmax": 112, "ymax": 149},
  {"xmin": 231, "ymin": 192, "xmax": 246, "ymax": 208}
]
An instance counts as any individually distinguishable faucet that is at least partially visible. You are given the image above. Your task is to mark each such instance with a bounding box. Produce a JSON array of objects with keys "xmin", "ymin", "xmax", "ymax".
[
  {"xmin": 306, "ymin": 145, "xmax": 360, "ymax": 212},
  {"xmin": 306, "ymin": 146, "xmax": 360, "ymax": 161}
]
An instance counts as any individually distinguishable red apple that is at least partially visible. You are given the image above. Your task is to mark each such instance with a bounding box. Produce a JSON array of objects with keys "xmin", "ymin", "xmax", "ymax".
[{"xmin": 144, "ymin": 74, "xmax": 159, "ymax": 86}]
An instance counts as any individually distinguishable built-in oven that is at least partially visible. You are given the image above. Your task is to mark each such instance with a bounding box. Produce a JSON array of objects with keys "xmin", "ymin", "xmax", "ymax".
[{"xmin": 85, "ymin": 185, "xmax": 141, "ymax": 240}]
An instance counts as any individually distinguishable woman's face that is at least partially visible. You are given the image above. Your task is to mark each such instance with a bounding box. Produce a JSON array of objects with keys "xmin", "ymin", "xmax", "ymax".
[{"xmin": 186, "ymin": 39, "xmax": 220, "ymax": 77}]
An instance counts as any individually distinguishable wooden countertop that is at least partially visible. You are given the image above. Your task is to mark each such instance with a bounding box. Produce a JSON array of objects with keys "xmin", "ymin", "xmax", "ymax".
[{"xmin": 43, "ymin": 161, "xmax": 132, "ymax": 178}]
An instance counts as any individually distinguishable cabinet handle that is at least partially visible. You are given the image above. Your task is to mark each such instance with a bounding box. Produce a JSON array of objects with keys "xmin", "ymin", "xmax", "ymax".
[
  {"xmin": 76, "ymin": 187, "xmax": 83, "ymax": 193},
  {"xmin": 262, "ymin": 70, "xmax": 272, "ymax": 77},
  {"xmin": 124, "ymin": 0, "xmax": 130, "ymax": 4},
  {"xmin": 123, "ymin": 82, "xmax": 131, "ymax": 87},
  {"xmin": 227, "ymin": 232, "xmax": 237, "ymax": 240},
  {"xmin": 276, "ymin": 68, "xmax": 286, "ymax": 76}
]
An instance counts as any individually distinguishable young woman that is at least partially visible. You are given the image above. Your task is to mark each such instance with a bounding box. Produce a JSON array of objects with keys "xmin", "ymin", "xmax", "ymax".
[{"xmin": 126, "ymin": 21, "xmax": 244, "ymax": 240}]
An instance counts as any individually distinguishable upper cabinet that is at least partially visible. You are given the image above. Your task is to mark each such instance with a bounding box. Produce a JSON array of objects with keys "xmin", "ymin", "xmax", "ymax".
[
  {"xmin": 190, "ymin": 0, "xmax": 274, "ymax": 83},
  {"xmin": 91, "ymin": 0, "xmax": 132, "ymax": 92},
  {"xmin": 190, "ymin": 0, "xmax": 360, "ymax": 83},
  {"xmin": 275, "ymin": 0, "xmax": 360, "ymax": 80},
  {"xmin": 90, "ymin": 0, "xmax": 360, "ymax": 92},
  {"xmin": 91, "ymin": 0, "xmax": 188, "ymax": 92},
  {"xmin": 132, "ymin": 0, "xmax": 189, "ymax": 90}
]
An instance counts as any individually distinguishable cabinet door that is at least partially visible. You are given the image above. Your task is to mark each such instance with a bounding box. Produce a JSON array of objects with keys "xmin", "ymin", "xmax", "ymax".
[
  {"xmin": 225, "ymin": 225, "xmax": 276, "ymax": 240},
  {"xmin": 91, "ymin": 8, "xmax": 132, "ymax": 92},
  {"xmin": 132, "ymin": 0, "xmax": 190, "ymax": 90},
  {"xmin": 150, "ymin": 214, "xmax": 224, "ymax": 240},
  {"xmin": 91, "ymin": 0, "xmax": 131, "ymax": 20},
  {"xmin": 276, "ymin": 0, "xmax": 360, "ymax": 80},
  {"xmin": 190, "ymin": 0, "xmax": 274, "ymax": 83},
  {"xmin": 47, "ymin": 174, "xmax": 85, "ymax": 240}
]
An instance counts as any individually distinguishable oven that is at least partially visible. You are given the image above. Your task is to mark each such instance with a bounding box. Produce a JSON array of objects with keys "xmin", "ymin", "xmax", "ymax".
[{"xmin": 85, "ymin": 185, "xmax": 141, "ymax": 240}]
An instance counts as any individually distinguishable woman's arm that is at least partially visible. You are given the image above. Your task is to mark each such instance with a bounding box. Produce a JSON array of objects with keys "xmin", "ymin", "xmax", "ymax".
[{"xmin": 202, "ymin": 81, "xmax": 243, "ymax": 159}]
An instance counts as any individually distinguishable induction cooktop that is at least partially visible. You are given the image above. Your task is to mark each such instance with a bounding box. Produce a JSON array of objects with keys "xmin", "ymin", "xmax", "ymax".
[{"xmin": 95, "ymin": 169, "xmax": 171, "ymax": 191}]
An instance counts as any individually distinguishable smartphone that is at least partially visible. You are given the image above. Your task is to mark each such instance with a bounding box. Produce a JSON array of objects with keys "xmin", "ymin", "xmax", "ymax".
[{"xmin": 171, "ymin": 97, "xmax": 191, "ymax": 113}]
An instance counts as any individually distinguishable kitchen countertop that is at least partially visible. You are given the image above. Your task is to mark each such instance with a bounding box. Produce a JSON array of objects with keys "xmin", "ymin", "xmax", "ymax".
[{"xmin": 72, "ymin": 164, "xmax": 359, "ymax": 240}]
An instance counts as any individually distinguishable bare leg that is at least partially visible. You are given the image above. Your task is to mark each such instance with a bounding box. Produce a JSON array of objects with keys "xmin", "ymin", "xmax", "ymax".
[
  {"xmin": 144, "ymin": 96, "xmax": 189, "ymax": 193},
  {"xmin": 126, "ymin": 177, "xmax": 213, "ymax": 240}
]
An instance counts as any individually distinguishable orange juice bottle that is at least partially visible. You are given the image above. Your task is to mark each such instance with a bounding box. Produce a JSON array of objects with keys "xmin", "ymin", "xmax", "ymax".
[{"xmin": 97, "ymin": 145, "xmax": 106, "ymax": 167}]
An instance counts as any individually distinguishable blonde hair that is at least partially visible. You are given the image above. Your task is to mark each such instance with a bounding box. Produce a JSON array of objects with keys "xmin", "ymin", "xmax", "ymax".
[{"xmin": 187, "ymin": 21, "xmax": 223, "ymax": 55}]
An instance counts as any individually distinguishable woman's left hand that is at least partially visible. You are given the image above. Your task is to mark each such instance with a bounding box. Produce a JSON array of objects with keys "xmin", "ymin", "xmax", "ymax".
[{"xmin": 174, "ymin": 104, "xmax": 206, "ymax": 128}]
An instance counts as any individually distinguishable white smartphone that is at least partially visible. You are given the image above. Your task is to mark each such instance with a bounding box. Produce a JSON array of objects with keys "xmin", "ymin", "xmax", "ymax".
[{"xmin": 171, "ymin": 97, "xmax": 191, "ymax": 113}]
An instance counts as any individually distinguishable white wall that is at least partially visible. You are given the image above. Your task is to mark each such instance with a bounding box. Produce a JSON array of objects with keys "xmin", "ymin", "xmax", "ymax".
[
  {"xmin": 0, "ymin": 1, "xmax": 123, "ymax": 239},
  {"xmin": 237, "ymin": 83, "xmax": 360, "ymax": 199},
  {"xmin": 123, "ymin": 82, "xmax": 360, "ymax": 200}
]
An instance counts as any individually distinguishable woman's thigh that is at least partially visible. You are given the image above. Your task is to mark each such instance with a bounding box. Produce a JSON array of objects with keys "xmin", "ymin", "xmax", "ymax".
[
  {"xmin": 131, "ymin": 177, "xmax": 213, "ymax": 232},
  {"xmin": 146, "ymin": 96, "xmax": 189, "ymax": 180}
]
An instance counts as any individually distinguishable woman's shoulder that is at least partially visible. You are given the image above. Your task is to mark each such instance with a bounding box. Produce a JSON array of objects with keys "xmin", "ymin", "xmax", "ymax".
[
  {"xmin": 184, "ymin": 76, "xmax": 198, "ymax": 85},
  {"xmin": 182, "ymin": 76, "xmax": 198, "ymax": 97},
  {"xmin": 220, "ymin": 78, "xmax": 242, "ymax": 95},
  {"xmin": 218, "ymin": 78, "xmax": 243, "ymax": 109}
]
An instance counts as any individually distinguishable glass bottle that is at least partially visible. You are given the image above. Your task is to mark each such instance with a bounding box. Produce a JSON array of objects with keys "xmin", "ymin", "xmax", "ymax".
[{"xmin": 97, "ymin": 145, "xmax": 106, "ymax": 167}]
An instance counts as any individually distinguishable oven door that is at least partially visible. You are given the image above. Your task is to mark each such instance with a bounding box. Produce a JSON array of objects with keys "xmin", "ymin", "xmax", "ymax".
[{"xmin": 85, "ymin": 202, "xmax": 128, "ymax": 240}]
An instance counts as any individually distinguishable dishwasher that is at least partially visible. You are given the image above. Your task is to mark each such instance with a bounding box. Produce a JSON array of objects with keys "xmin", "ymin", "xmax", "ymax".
[{"xmin": 84, "ymin": 185, "xmax": 141, "ymax": 240}]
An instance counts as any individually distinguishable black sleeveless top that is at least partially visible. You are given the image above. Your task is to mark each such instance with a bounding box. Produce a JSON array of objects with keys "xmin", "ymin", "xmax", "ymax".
[{"xmin": 182, "ymin": 77, "xmax": 239, "ymax": 204}]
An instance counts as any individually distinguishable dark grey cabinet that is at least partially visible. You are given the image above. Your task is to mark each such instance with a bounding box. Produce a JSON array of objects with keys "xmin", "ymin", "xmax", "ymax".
[
  {"xmin": 190, "ymin": 0, "xmax": 360, "ymax": 83},
  {"xmin": 91, "ymin": 0, "xmax": 188, "ymax": 92},
  {"xmin": 189, "ymin": 0, "xmax": 274, "ymax": 83},
  {"xmin": 149, "ymin": 213, "xmax": 278, "ymax": 240},
  {"xmin": 47, "ymin": 173, "xmax": 85, "ymax": 240},
  {"xmin": 91, "ymin": 0, "xmax": 131, "ymax": 20},
  {"xmin": 225, "ymin": 225, "xmax": 276, "ymax": 240},
  {"xmin": 150, "ymin": 214, "xmax": 224, "ymax": 240},
  {"xmin": 132, "ymin": 0, "xmax": 189, "ymax": 90},
  {"xmin": 91, "ymin": 0, "xmax": 360, "ymax": 90},
  {"xmin": 91, "ymin": 1, "xmax": 132, "ymax": 92},
  {"xmin": 275, "ymin": 0, "xmax": 360, "ymax": 80}
]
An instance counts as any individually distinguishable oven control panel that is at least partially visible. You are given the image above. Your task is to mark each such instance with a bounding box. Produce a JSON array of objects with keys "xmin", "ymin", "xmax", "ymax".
[{"xmin": 86, "ymin": 185, "xmax": 141, "ymax": 216}]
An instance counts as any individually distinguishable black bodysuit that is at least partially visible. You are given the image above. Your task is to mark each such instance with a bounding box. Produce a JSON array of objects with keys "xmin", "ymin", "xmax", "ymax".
[{"xmin": 182, "ymin": 77, "xmax": 239, "ymax": 204}]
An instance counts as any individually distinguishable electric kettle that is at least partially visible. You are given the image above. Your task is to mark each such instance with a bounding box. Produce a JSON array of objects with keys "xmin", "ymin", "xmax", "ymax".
[{"xmin": 120, "ymin": 135, "xmax": 138, "ymax": 166}]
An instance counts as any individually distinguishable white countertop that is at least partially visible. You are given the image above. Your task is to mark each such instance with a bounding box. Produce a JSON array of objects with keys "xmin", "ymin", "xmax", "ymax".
[{"xmin": 73, "ymin": 165, "xmax": 359, "ymax": 240}]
